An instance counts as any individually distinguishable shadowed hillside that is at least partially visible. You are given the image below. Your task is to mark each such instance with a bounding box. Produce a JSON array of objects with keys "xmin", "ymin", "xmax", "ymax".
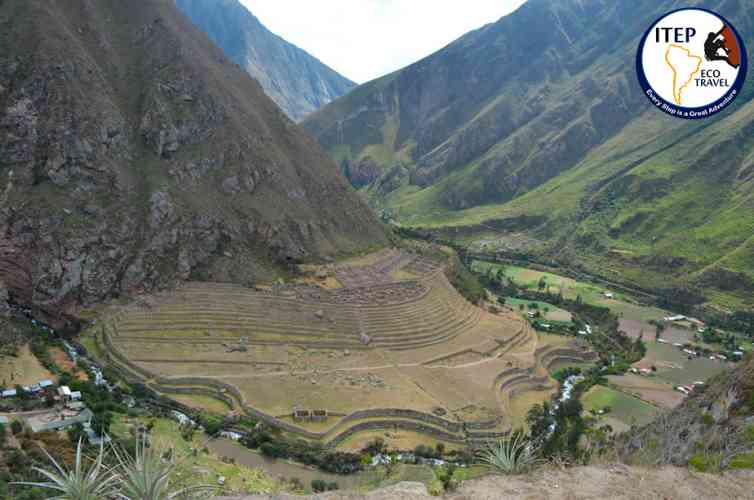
[
  {"xmin": 0, "ymin": 0, "xmax": 386, "ymax": 328},
  {"xmin": 176, "ymin": 0, "xmax": 356, "ymax": 121}
]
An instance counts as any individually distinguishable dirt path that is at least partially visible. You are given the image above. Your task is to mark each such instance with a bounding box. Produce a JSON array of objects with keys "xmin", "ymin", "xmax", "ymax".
[{"xmin": 217, "ymin": 465, "xmax": 754, "ymax": 499}]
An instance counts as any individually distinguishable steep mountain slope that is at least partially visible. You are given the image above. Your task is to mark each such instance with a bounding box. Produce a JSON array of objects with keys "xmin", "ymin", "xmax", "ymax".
[
  {"xmin": 0, "ymin": 0, "xmax": 386, "ymax": 327},
  {"xmin": 620, "ymin": 354, "xmax": 754, "ymax": 471},
  {"xmin": 175, "ymin": 0, "xmax": 356, "ymax": 121},
  {"xmin": 304, "ymin": 0, "xmax": 754, "ymax": 309}
]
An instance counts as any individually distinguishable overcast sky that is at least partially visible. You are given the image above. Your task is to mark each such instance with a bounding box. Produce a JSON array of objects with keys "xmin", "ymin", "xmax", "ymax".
[{"xmin": 239, "ymin": 0, "xmax": 528, "ymax": 84}]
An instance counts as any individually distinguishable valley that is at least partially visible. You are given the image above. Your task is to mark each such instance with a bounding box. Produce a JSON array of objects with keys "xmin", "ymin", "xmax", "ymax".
[{"xmin": 1, "ymin": 0, "xmax": 752, "ymax": 498}]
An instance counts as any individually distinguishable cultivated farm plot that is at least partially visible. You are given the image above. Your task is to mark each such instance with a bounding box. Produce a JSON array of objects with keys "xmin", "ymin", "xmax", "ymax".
[
  {"xmin": 473, "ymin": 262, "xmax": 614, "ymax": 303},
  {"xmin": 475, "ymin": 262, "xmax": 672, "ymax": 323},
  {"xmin": 606, "ymin": 374, "xmax": 684, "ymax": 409},
  {"xmin": 582, "ymin": 385, "xmax": 661, "ymax": 428},
  {"xmin": 0, "ymin": 344, "xmax": 56, "ymax": 387},
  {"xmin": 504, "ymin": 298, "xmax": 572, "ymax": 323},
  {"xmin": 618, "ymin": 319, "xmax": 695, "ymax": 344},
  {"xmin": 633, "ymin": 342, "xmax": 729, "ymax": 386}
]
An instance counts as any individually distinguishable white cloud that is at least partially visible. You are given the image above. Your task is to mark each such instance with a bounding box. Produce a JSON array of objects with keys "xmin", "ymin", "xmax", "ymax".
[{"xmin": 239, "ymin": 0, "xmax": 527, "ymax": 84}]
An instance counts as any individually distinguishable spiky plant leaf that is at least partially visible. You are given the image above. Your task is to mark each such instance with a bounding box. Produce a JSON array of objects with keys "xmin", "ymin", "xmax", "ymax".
[
  {"xmin": 477, "ymin": 433, "xmax": 541, "ymax": 475},
  {"xmin": 11, "ymin": 438, "xmax": 119, "ymax": 500}
]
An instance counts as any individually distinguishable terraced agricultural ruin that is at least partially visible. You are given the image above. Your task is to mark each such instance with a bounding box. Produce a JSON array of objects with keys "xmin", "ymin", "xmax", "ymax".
[{"xmin": 90, "ymin": 249, "xmax": 596, "ymax": 447}]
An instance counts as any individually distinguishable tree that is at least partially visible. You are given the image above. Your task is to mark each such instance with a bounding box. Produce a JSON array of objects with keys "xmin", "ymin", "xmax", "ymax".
[
  {"xmin": 311, "ymin": 479, "xmax": 327, "ymax": 493},
  {"xmin": 10, "ymin": 420, "xmax": 23, "ymax": 435},
  {"xmin": 538, "ymin": 277, "xmax": 547, "ymax": 291},
  {"xmin": 0, "ymin": 423, "xmax": 6, "ymax": 448},
  {"xmin": 260, "ymin": 441, "xmax": 286, "ymax": 459},
  {"xmin": 67, "ymin": 423, "xmax": 86, "ymax": 445},
  {"xmin": 362, "ymin": 438, "xmax": 387, "ymax": 456},
  {"xmin": 91, "ymin": 411, "xmax": 112, "ymax": 437}
]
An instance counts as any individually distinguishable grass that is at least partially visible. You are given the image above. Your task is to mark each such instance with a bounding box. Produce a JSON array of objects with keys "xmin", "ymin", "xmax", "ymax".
[
  {"xmin": 0, "ymin": 344, "xmax": 57, "ymax": 387},
  {"xmin": 335, "ymin": 429, "xmax": 464, "ymax": 454},
  {"xmin": 636, "ymin": 342, "xmax": 728, "ymax": 386},
  {"xmin": 474, "ymin": 261, "xmax": 676, "ymax": 324},
  {"xmin": 503, "ymin": 297, "xmax": 572, "ymax": 323},
  {"xmin": 109, "ymin": 416, "xmax": 282, "ymax": 495},
  {"xmin": 729, "ymin": 453, "xmax": 754, "ymax": 470},
  {"xmin": 169, "ymin": 394, "xmax": 232, "ymax": 413},
  {"xmin": 581, "ymin": 386, "xmax": 660, "ymax": 428}
]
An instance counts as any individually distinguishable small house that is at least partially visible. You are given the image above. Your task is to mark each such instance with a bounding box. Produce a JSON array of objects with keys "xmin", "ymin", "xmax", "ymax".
[
  {"xmin": 70, "ymin": 391, "xmax": 82, "ymax": 401},
  {"xmin": 2, "ymin": 389, "xmax": 17, "ymax": 398},
  {"xmin": 0, "ymin": 416, "xmax": 8, "ymax": 425},
  {"xmin": 664, "ymin": 315, "xmax": 686, "ymax": 322},
  {"xmin": 58, "ymin": 386, "xmax": 72, "ymax": 400},
  {"xmin": 38, "ymin": 380, "xmax": 54, "ymax": 389}
]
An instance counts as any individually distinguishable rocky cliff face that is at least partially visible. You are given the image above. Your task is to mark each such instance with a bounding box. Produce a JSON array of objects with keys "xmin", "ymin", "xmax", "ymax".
[
  {"xmin": 175, "ymin": 0, "xmax": 356, "ymax": 122},
  {"xmin": 304, "ymin": 0, "xmax": 754, "ymax": 307},
  {"xmin": 0, "ymin": 0, "xmax": 385, "ymax": 328}
]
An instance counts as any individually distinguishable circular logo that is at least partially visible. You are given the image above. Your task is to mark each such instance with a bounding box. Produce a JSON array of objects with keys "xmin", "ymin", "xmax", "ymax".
[{"xmin": 637, "ymin": 8, "xmax": 747, "ymax": 119}]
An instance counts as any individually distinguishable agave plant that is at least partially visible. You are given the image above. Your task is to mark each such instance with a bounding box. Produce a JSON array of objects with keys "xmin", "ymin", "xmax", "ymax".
[
  {"xmin": 112, "ymin": 434, "xmax": 215, "ymax": 500},
  {"xmin": 11, "ymin": 438, "xmax": 119, "ymax": 500},
  {"xmin": 477, "ymin": 433, "xmax": 541, "ymax": 474}
]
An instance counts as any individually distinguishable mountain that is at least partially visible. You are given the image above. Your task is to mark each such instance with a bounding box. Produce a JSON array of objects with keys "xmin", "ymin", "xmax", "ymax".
[
  {"xmin": 0, "ymin": 0, "xmax": 386, "ymax": 328},
  {"xmin": 619, "ymin": 354, "xmax": 754, "ymax": 471},
  {"xmin": 304, "ymin": 0, "xmax": 754, "ymax": 310},
  {"xmin": 175, "ymin": 0, "xmax": 356, "ymax": 121}
]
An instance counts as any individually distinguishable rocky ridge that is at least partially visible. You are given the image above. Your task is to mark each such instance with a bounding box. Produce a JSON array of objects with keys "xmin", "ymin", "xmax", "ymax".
[
  {"xmin": 175, "ymin": 0, "xmax": 356, "ymax": 121},
  {"xmin": 0, "ymin": 0, "xmax": 385, "ymax": 328}
]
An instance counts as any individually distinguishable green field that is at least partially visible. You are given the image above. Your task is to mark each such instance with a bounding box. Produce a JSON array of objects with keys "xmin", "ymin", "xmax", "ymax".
[
  {"xmin": 638, "ymin": 342, "xmax": 729, "ymax": 386},
  {"xmin": 473, "ymin": 261, "xmax": 671, "ymax": 323},
  {"xmin": 582, "ymin": 386, "xmax": 660, "ymax": 428},
  {"xmin": 503, "ymin": 297, "xmax": 572, "ymax": 323}
]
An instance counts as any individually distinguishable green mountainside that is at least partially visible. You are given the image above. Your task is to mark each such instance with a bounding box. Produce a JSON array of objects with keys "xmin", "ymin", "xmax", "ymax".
[
  {"xmin": 304, "ymin": 0, "xmax": 754, "ymax": 310},
  {"xmin": 0, "ymin": 0, "xmax": 385, "ymax": 327},
  {"xmin": 175, "ymin": 0, "xmax": 356, "ymax": 121}
]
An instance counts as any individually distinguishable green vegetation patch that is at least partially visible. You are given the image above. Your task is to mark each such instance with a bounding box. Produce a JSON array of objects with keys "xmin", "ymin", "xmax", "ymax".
[
  {"xmin": 581, "ymin": 386, "xmax": 660, "ymax": 427},
  {"xmin": 110, "ymin": 416, "xmax": 282, "ymax": 494},
  {"xmin": 504, "ymin": 297, "xmax": 572, "ymax": 323}
]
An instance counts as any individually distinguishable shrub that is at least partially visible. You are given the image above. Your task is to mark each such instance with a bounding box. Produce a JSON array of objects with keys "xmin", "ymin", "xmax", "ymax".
[
  {"xmin": 362, "ymin": 438, "xmax": 387, "ymax": 456},
  {"xmin": 260, "ymin": 442, "xmax": 286, "ymax": 459},
  {"xmin": 10, "ymin": 420, "xmax": 23, "ymax": 435},
  {"xmin": 311, "ymin": 479, "xmax": 327, "ymax": 493},
  {"xmin": 688, "ymin": 451, "xmax": 722, "ymax": 472},
  {"xmin": 414, "ymin": 444, "xmax": 438, "ymax": 459}
]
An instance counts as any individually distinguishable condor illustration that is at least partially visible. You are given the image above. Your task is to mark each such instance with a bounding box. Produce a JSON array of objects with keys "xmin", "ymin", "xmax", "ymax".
[{"xmin": 705, "ymin": 24, "xmax": 741, "ymax": 69}]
